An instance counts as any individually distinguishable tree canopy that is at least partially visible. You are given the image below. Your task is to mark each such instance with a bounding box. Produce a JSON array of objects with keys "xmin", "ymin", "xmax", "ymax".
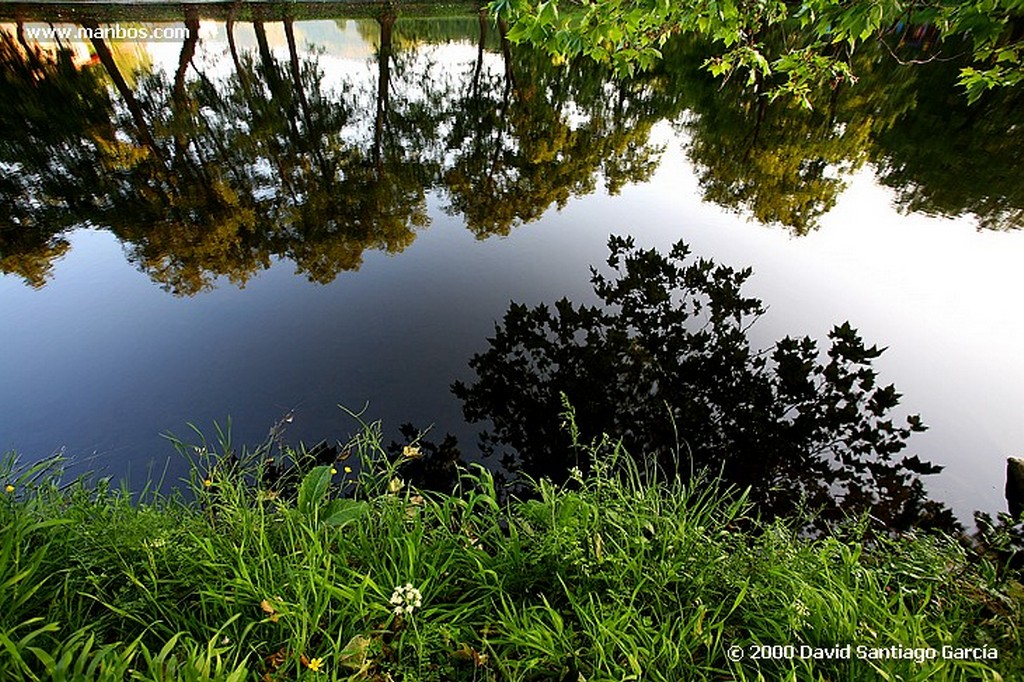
[{"xmin": 491, "ymin": 0, "xmax": 1024, "ymax": 105}]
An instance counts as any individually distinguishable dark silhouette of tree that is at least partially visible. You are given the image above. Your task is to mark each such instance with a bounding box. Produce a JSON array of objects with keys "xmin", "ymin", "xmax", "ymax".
[{"xmin": 454, "ymin": 236, "xmax": 957, "ymax": 531}]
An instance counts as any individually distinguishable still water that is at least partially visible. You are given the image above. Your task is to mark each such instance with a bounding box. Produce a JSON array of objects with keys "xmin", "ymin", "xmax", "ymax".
[{"xmin": 1, "ymin": 8, "xmax": 1022, "ymax": 523}]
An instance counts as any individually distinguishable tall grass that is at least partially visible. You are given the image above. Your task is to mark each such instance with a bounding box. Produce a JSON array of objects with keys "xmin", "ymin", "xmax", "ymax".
[{"xmin": 1, "ymin": 422, "xmax": 1021, "ymax": 681}]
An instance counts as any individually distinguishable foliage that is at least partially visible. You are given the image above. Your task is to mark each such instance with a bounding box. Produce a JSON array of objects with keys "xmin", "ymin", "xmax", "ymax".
[
  {"xmin": 455, "ymin": 236, "xmax": 957, "ymax": 530},
  {"xmin": 869, "ymin": 50, "xmax": 1024, "ymax": 230},
  {"xmin": 974, "ymin": 509, "xmax": 1024, "ymax": 572},
  {"xmin": 4, "ymin": 12, "xmax": 1024, "ymax": 290},
  {"xmin": 490, "ymin": 0, "xmax": 1024, "ymax": 104},
  {"xmin": 660, "ymin": 35, "xmax": 920, "ymax": 233},
  {"xmin": 0, "ymin": 32, "xmax": 111, "ymax": 287},
  {"xmin": 1, "ymin": 432, "xmax": 1022, "ymax": 681},
  {"xmin": 1, "ymin": 15, "xmax": 673, "ymax": 290}
]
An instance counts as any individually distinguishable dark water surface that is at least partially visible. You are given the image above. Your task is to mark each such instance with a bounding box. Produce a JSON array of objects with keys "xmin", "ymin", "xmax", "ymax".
[{"xmin": 1, "ymin": 8, "xmax": 1023, "ymax": 523}]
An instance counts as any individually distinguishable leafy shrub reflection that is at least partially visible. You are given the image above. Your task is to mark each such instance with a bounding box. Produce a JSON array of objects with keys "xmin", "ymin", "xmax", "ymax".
[{"xmin": 454, "ymin": 237, "xmax": 957, "ymax": 532}]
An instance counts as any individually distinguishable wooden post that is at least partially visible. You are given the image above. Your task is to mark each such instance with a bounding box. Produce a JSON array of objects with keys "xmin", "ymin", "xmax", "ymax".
[{"xmin": 1007, "ymin": 457, "xmax": 1024, "ymax": 518}]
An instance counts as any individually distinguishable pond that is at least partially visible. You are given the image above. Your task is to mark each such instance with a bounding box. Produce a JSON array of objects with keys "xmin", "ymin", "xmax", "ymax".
[{"xmin": 1, "ymin": 4, "xmax": 1022, "ymax": 527}]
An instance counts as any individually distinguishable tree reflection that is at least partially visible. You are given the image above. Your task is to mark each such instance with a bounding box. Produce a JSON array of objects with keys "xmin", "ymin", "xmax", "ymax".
[
  {"xmin": 663, "ymin": 38, "xmax": 921, "ymax": 235},
  {"xmin": 442, "ymin": 19, "xmax": 679, "ymax": 237},
  {"xmin": 662, "ymin": 33, "xmax": 1024, "ymax": 234},
  {"xmin": 2, "ymin": 11, "xmax": 1023, "ymax": 292},
  {"xmin": 1, "ymin": 11, "xmax": 684, "ymax": 291},
  {"xmin": 870, "ymin": 50, "xmax": 1024, "ymax": 231},
  {"xmin": 0, "ymin": 31, "xmax": 111, "ymax": 286},
  {"xmin": 453, "ymin": 237, "xmax": 958, "ymax": 532},
  {"xmin": 79, "ymin": 10, "xmax": 437, "ymax": 292},
  {"xmin": 280, "ymin": 9, "xmax": 442, "ymax": 281},
  {"xmin": 95, "ymin": 22, "xmax": 268, "ymax": 296},
  {"xmin": 0, "ymin": 11, "xmax": 1002, "ymax": 533}
]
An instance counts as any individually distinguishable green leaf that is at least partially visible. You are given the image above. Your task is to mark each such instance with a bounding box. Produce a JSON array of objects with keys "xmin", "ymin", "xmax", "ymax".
[
  {"xmin": 322, "ymin": 499, "xmax": 368, "ymax": 527},
  {"xmin": 706, "ymin": 57, "xmax": 733, "ymax": 77},
  {"xmin": 538, "ymin": 0, "xmax": 559, "ymax": 24},
  {"xmin": 297, "ymin": 466, "xmax": 332, "ymax": 515}
]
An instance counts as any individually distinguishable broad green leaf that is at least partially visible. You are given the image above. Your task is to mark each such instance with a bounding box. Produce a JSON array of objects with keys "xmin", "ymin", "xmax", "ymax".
[
  {"xmin": 322, "ymin": 499, "xmax": 368, "ymax": 527},
  {"xmin": 297, "ymin": 465, "xmax": 332, "ymax": 515}
]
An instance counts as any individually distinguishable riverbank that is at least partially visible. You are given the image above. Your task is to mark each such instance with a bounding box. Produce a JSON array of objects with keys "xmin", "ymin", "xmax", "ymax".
[{"xmin": 2, "ymin": 425, "xmax": 1022, "ymax": 681}]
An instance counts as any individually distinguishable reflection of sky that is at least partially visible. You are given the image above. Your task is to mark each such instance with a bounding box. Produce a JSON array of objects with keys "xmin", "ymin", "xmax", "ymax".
[
  {"xmin": 140, "ymin": 20, "xmax": 378, "ymax": 82},
  {"xmin": 573, "ymin": 126, "xmax": 1024, "ymax": 522},
  {"xmin": 1, "ymin": 21, "xmax": 1022, "ymax": 524},
  {"xmin": 144, "ymin": 20, "xmax": 481, "ymax": 120}
]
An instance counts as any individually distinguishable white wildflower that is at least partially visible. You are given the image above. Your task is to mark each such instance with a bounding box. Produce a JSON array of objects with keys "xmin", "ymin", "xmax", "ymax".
[{"xmin": 389, "ymin": 583, "xmax": 423, "ymax": 616}]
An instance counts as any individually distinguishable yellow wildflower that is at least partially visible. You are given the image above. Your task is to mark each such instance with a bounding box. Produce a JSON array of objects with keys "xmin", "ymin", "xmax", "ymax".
[
  {"xmin": 330, "ymin": 467, "xmax": 338, "ymax": 475},
  {"xmin": 4, "ymin": 484, "xmax": 13, "ymax": 493},
  {"xmin": 343, "ymin": 466, "xmax": 352, "ymax": 474},
  {"xmin": 402, "ymin": 445, "xmax": 421, "ymax": 459},
  {"xmin": 203, "ymin": 478, "xmax": 213, "ymax": 487},
  {"xmin": 306, "ymin": 657, "xmax": 324, "ymax": 672}
]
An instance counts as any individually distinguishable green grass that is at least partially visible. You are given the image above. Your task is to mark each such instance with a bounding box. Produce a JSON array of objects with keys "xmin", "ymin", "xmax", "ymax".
[{"xmin": 1, "ymin": 422, "xmax": 1022, "ymax": 681}]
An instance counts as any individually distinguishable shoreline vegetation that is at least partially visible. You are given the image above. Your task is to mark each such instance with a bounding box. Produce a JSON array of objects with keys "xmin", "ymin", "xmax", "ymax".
[
  {"xmin": 2, "ymin": 419, "xmax": 1023, "ymax": 681},
  {"xmin": 2, "ymin": 2, "xmax": 1023, "ymax": 678}
]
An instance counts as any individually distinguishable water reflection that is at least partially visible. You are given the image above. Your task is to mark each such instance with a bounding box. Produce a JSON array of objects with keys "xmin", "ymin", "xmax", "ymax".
[
  {"xmin": 663, "ymin": 39, "xmax": 911, "ymax": 236},
  {"xmin": 870, "ymin": 54, "xmax": 1024, "ymax": 232},
  {"xmin": 2, "ymin": 8, "xmax": 1022, "ymax": 291},
  {"xmin": 0, "ymin": 31, "xmax": 107, "ymax": 286},
  {"xmin": 440, "ymin": 15, "xmax": 675, "ymax": 237},
  {"xmin": 3, "ymin": 5, "xmax": 1021, "ymax": 527},
  {"xmin": 663, "ymin": 36, "xmax": 1024, "ymax": 235},
  {"xmin": 450, "ymin": 236, "xmax": 959, "ymax": 532},
  {"xmin": 1, "ymin": 10, "xmax": 673, "ymax": 290}
]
